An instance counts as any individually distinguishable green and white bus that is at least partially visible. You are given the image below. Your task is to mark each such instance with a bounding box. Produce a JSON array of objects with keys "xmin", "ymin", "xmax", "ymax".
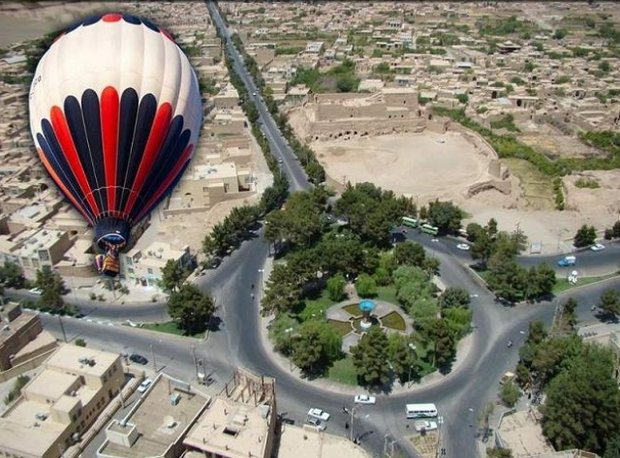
[
  {"xmin": 420, "ymin": 223, "xmax": 439, "ymax": 236},
  {"xmin": 401, "ymin": 216, "xmax": 419, "ymax": 228}
]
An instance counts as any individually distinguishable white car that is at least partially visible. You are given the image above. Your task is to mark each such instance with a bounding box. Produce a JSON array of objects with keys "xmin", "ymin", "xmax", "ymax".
[
  {"xmin": 414, "ymin": 420, "xmax": 438, "ymax": 432},
  {"xmin": 354, "ymin": 394, "xmax": 376, "ymax": 405},
  {"xmin": 456, "ymin": 243, "xmax": 470, "ymax": 251},
  {"xmin": 29, "ymin": 287, "xmax": 42, "ymax": 295},
  {"xmin": 307, "ymin": 408, "xmax": 330, "ymax": 421},
  {"xmin": 306, "ymin": 417, "xmax": 326, "ymax": 430},
  {"xmin": 590, "ymin": 243, "xmax": 605, "ymax": 251},
  {"xmin": 137, "ymin": 378, "xmax": 153, "ymax": 394}
]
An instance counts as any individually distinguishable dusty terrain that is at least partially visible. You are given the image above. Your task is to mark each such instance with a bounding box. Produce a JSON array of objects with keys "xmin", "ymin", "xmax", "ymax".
[{"xmin": 311, "ymin": 129, "xmax": 620, "ymax": 253}]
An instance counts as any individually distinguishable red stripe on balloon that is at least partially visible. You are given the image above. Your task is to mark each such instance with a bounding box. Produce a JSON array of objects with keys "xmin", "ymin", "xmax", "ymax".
[
  {"xmin": 124, "ymin": 102, "xmax": 172, "ymax": 216},
  {"xmin": 50, "ymin": 105, "xmax": 101, "ymax": 216},
  {"xmin": 100, "ymin": 86, "xmax": 119, "ymax": 216},
  {"xmin": 102, "ymin": 13, "xmax": 122, "ymax": 22},
  {"xmin": 134, "ymin": 144, "xmax": 194, "ymax": 222},
  {"xmin": 36, "ymin": 147, "xmax": 92, "ymax": 223}
]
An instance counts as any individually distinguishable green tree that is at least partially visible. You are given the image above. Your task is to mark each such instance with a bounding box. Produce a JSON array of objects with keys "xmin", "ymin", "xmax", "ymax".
[
  {"xmin": 470, "ymin": 229, "xmax": 494, "ymax": 266},
  {"xmin": 355, "ymin": 273, "xmax": 377, "ymax": 298},
  {"xmin": 427, "ymin": 200, "xmax": 463, "ymax": 235},
  {"xmin": 393, "ymin": 241, "xmax": 426, "ymax": 267},
  {"xmin": 351, "ymin": 327, "xmax": 391, "ymax": 386},
  {"xmin": 291, "ymin": 320, "xmax": 342, "ymax": 375},
  {"xmin": 36, "ymin": 266, "xmax": 66, "ymax": 311},
  {"xmin": 524, "ymin": 263, "xmax": 556, "ymax": 302},
  {"xmin": 542, "ymin": 345, "xmax": 620, "ymax": 454},
  {"xmin": 598, "ymin": 289, "xmax": 620, "ymax": 318},
  {"xmin": 438, "ymin": 287, "xmax": 471, "ymax": 309},
  {"xmin": 326, "ymin": 273, "xmax": 346, "ymax": 302},
  {"xmin": 268, "ymin": 313, "xmax": 299, "ymax": 355},
  {"xmin": 168, "ymin": 284, "xmax": 215, "ymax": 335},
  {"xmin": 388, "ymin": 333, "xmax": 417, "ymax": 384},
  {"xmin": 604, "ymin": 436, "xmax": 620, "ymax": 458},
  {"xmin": 159, "ymin": 259, "xmax": 187, "ymax": 293},
  {"xmin": 0, "ymin": 262, "xmax": 26, "ymax": 289},
  {"xmin": 74, "ymin": 338, "xmax": 87, "ymax": 347},
  {"xmin": 613, "ymin": 221, "xmax": 620, "ymax": 238},
  {"xmin": 429, "ymin": 318, "xmax": 456, "ymax": 369},
  {"xmin": 501, "ymin": 381, "xmax": 520, "ymax": 407},
  {"xmin": 573, "ymin": 224, "xmax": 597, "ymax": 248},
  {"xmin": 487, "ymin": 448, "xmax": 513, "ymax": 458}
]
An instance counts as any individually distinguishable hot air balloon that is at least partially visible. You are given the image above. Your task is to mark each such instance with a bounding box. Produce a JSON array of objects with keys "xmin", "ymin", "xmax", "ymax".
[{"xmin": 29, "ymin": 13, "xmax": 202, "ymax": 277}]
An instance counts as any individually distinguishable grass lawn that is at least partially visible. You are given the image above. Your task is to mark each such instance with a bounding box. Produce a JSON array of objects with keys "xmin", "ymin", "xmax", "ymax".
[
  {"xmin": 343, "ymin": 303, "xmax": 361, "ymax": 316},
  {"xmin": 326, "ymin": 356, "xmax": 358, "ymax": 386},
  {"xmin": 300, "ymin": 289, "xmax": 335, "ymax": 321},
  {"xmin": 137, "ymin": 321, "xmax": 203, "ymax": 338},
  {"xmin": 328, "ymin": 319, "xmax": 353, "ymax": 337},
  {"xmin": 380, "ymin": 311, "xmax": 406, "ymax": 331},
  {"xmin": 553, "ymin": 273, "xmax": 619, "ymax": 294},
  {"xmin": 375, "ymin": 285, "xmax": 399, "ymax": 305}
]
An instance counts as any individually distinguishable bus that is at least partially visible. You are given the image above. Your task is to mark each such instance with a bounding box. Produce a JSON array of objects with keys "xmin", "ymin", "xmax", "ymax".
[
  {"xmin": 406, "ymin": 403, "xmax": 438, "ymax": 419},
  {"xmin": 420, "ymin": 223, "xmax": 439, "ymax": 236},
  {"xmin": 401, "ymin": 216, "xmax": 418, "ymax": 228}
]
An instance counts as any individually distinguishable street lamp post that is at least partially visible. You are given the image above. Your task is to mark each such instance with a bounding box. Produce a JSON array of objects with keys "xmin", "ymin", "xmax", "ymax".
[
  {"xmin": 350, "ymin": 406, "xmax": 357, "ymax": 442},
  {"xmin": 407, "ymin": 343, "xmax": 417, "ymax": 388}
]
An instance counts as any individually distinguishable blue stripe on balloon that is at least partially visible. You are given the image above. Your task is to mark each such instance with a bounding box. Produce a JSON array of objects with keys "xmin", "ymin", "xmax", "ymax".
[
  {"xmin": 81, "ymin": 89, "xmax": 107, "ymax": 214},
  {"xmin": 141, "ymin": 18, "xmax": 159, "ymax": 33},
  {"xmin": 118, "ymin": 93, "xmax": 157, "ymax": 214},
  {"xmin": 81, "ymin": 15, "xmax": 101, "ymax": 27},
  {"xmin": 122, "ymin": 14, "xmax": 141, "ymax": 25},
  {"xmin": 116, "ymin": 88, "xmax": 139, "ymax": 217},
  {"xmin": 64, "ymin": 94, "xmax": 102, "ymax": 215}
]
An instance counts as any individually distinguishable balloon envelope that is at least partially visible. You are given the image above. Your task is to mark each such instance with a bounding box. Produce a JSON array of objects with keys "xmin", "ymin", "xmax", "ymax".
[{"xmin": 29, "ymin": 13, "xmax": 202, "ymax": 275}]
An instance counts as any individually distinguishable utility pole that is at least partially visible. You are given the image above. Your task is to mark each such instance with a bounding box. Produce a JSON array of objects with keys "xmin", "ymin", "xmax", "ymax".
[
  {"xmin": 191, "ymin": 345, "xmax": 199, "ymax": 379},
  {"xmin": 150, "ymin": 344, "xmax": 157, "ymax": 372},
  {"xmin": 57, "ymin": 314, "xmax": 67, "ymax": 343},
  {"xmin": 350, "ymin": 406, "xmax": 356, "ymax": 442}
]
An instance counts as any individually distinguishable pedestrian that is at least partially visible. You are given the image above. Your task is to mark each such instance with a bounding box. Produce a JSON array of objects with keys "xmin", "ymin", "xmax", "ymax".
[{"xmin": 345, "ymin": 422, "xmax": 349, "ymax": 429}]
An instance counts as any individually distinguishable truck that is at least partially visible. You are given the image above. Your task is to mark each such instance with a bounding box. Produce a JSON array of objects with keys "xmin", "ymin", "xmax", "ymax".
[{"xmin": 557, "ymin": 255, "xmax": 576, "ymax": 267}]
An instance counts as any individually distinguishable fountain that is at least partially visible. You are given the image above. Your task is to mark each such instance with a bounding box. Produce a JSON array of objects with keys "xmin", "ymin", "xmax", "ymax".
[{"xmin": 358, "ymin": 299, "xmax": 376, "ymax": 331}]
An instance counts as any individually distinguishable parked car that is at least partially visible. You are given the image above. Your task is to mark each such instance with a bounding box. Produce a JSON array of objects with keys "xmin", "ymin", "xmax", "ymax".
[
  {"xmin": 456, "ymin": 243, "xmax": 470, "ymax": 251},
  {"xmin": 307, "ymin": 408, "xmax": 330, "ymax": 421},
  {"xmin": 306, "ymin": 417, "xmax": 326, "ymax": 430},
  {"xmin": 354, "ymin": 394, "xmax": 376, "ymax": 405},
  {"xmin": 557, "ymin": 255, "xmax": 576, "ymax": 267},
  {"xmin": 414, "ymin": 420, "xmax": 438, "ymax": 432},
  {"xmin": 138, "ymin": 378, "xmax": 153, "ymax": 393},
  {"xmin": 590, "ymin": 243, "xmax": 605, "ymax": 251},
  {"xmin": 29, "ymin": 287, "xmax": 42, "ymax": 295},
  {"xmin": 129, "ymin": 354, "xmax": 148, "ymax": 365}
]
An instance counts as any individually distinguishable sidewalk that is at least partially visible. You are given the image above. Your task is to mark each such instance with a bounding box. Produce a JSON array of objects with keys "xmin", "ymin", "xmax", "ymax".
[
  {"xmin": 256, "ymin": 256, "xmax": 476, "ymax": 396},
  {"xmin": 63, "ymin": 275, "xmax": 166, "ymax": 306}
]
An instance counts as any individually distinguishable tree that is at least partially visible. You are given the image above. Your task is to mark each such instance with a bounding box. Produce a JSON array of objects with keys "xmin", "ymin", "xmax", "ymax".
[
  {"xmin": 542, "ymin": 345, "xmax": 620, "ymax": 454},
  {"xmin": 470, "ymin": 229, "xmax": 493, "ymax": 266},
  {"xmin": 438, "ymin": 287, "xmax": 471, "ymax": 309},
  {"xmin": 427, "ymin": 200, "xmax": 463, "ymax": 235},
  {"xmin": 524, "ymin": 263, "xmax": 556, "ymax": 302},
  {"xmin": 573, "ymin": 224, "xmax": 597, "ymax": 248},
  {"xmin": 261, "ymin": 264, "xmax": 303, "ymax": 315},
  {"xmin": 159, "ymin": 259, "xmax": 187, "ymax": 293},
  {"xmin": 393, "ymin": 241, "xmax": 426, "ymax": 267},
  {"xmin": 0, "ymin": 262, "xmax": 26, "ymax": 289},
  {"xmin": 487, "ymin": 256, "xmax": 526, "ymax": 303},
  {"xmin": 604, "ymin": 436, "xmax": 620, "ymax": 458},
  {"xmin": 74, "ymin": 338, "xmax": 87, "ymax": 347},
  {"xmin": 486, "ymin": 218, "xmax": 498, "ymax": 238},
  {"xmin": 613, "ymin": 221, "xmax": 620, "ymax": 238},
  {"xmin": 268, "ymin": 314, "xmax": 299, "ymax": 356},
  {"xmin": 36, "ymin": 266, "xmax": 66, "ymax": 311},
  {"xmin": 428, "ymin": 319, "xmax": 456, "ymax": 369},
  {"xmin": 388, "ymin": 333, "xmax": 417, "ymax": 384},
  {"xmin": 326, "ymin": 273, "xmax": 346, "ymax": 302},
  {"xmin": 291, "ymin": 320, "xmax": 342, "ymax": 375},
  {"xmin": 500, "ymin": 381, "xmax": 520, "ymax": 407},
  {"xmin": 351, "ymin": 327, "xmax": 391, "ymax": 386},
  {"xmin": 598, "ymin": 289, "xmax": 620, "ymax": 318},
  {"xmin": 466, "ymin": 222, "xmax": 485, "ymax": 242},
  {"xmin": 355, "ymin": 273, "xmax": 377, "ymax": 298},
  {"xmin": 168, "ymin": 284, "xmax": 215, "ymax": 335}
]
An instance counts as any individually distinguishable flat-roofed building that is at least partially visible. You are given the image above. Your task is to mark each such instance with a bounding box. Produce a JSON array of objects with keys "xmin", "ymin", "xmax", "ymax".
[
  {"xmin": 0, "ymin": 344, "xmax": 124, "ymax": 458},
  {"xmin": 11, "ymin": 228, "xmax": 73, "ymax": 279},
  {"xmin": 278, "ymin": 424, "xmax": 370, "ymax": 458},
  {"xmin": 120, "ymin": 241, "xmax": 193, "ymax": 287},
  {"xmin": 97, "ymin": 373, "xmax": 210, "ymax": 458},
  {"xmin": 183, "ymin": 368, "xmax": 277, "ymax": 458}
]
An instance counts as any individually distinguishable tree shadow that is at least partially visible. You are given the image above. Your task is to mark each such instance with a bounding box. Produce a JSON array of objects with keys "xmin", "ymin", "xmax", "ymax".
[
  {"xmin": 206, "ymin": 315, "xmax": 223, "ymax": 332},
  {"xmin": 594, "ymin": 311, "xmax": 619, "ymax": 324}
]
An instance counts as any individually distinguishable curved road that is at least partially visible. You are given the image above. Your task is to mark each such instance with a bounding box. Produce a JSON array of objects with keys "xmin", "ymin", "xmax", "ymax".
[{"xmin": 23, "ymin": 3, "xmax": 620, "ymax": 457}]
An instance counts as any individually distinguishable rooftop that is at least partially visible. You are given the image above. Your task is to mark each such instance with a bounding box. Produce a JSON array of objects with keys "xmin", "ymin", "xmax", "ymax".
[{"xmin": 278, "ymin": 425, "xmax": 370, "ymax": 458}]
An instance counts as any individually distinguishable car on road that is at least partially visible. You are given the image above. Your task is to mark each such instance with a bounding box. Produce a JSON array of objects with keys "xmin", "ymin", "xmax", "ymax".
[
  {"xmin": 456, "ymin": 243, "xmax": 470, "ymax": 251},
  {"xmin": 414, "ymin": 420, "xmax": 438, "ymax": 432},
  {"xmin": 138, "ymin": 378, "xmax": 153, "ymax": 393},
  {"xmin": 306, "ymin": 417, "xmax": 326, "ymax": 430},
  {"xmin": 590, "ymin": 243, "xmax": 605, "ymax": 251},
  {"xmin": 252, "ymin": 91, "xmax": 257, "ymax": 96},
  {"xmin": 307, "ymin": 408, "xmax": 330, "ymax": 421},
  {"xmin": 354, "ymin": 394, "xmax": 376, "ymax": 405},
  {"xmin": 557, "ymin": 255, "xmax": 576, "ymax": 267},
  {"xmin": 29, "ymin": 287, "xmax": 42, "ymax": 295},
  {"xmin": 129, "ymin": 354, "xmax": 148, "ymax": 365}
]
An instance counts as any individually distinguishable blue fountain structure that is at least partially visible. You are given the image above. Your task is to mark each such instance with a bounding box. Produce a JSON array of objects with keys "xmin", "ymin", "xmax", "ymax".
[{"xmin": 358, "ymin": 299, "xmax": 376, "ymax": 331}]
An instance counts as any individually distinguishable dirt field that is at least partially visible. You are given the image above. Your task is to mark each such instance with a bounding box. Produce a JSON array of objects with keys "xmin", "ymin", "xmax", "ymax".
[{"xmin": 311, "ymin": 130, "xmax": 492, "ymax": 203}]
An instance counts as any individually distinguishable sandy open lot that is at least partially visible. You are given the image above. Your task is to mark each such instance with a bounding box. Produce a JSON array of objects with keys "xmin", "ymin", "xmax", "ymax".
[{"xmin": 312, "ymin": 130, "xmax": 492, "ymax": 202}]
